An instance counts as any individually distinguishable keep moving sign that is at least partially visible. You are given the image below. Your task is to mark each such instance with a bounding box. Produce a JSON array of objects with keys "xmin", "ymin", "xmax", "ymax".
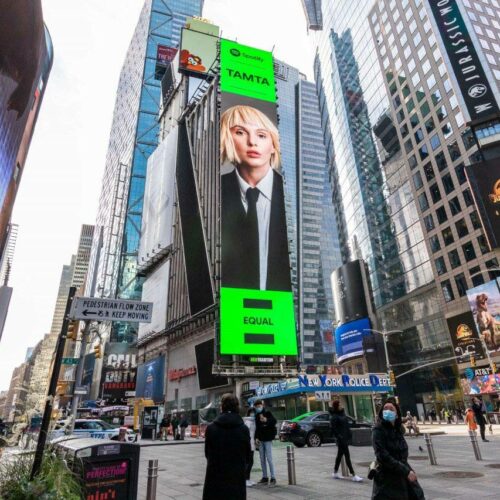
[{"xmin": 219, "ymin": 39, "xmax": 297, "ymax": 356}]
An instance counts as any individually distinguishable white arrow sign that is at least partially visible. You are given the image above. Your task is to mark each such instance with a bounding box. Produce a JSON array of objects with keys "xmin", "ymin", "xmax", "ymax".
[{"xmin": 69, "ymin": 297, "xmax": 153, "ymax": 323}]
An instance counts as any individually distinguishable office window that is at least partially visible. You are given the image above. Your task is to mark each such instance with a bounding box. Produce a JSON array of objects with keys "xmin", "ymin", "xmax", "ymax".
[
  {"xmin": 435, "ymin": 256, "xmax": 447, "ymax": 276},
  {"xmin": 410, "ymin": 113, "xmax": 419, "ymax": 128},
  {"xmin": 435, "ymin": 151, "xmax": 447, "ymax": 172},
  {"xmin": 449, "ymin": 196, "xmax": 461, "ymax": 215},
  {"xmin": 463, "ymin": 188, "xmax": 474, "ymax": 207},
  {"xmin": 442, "ymin": 122, "xmax": 453, "ymax": 139},
  {"xmin": 425, "ymin": 117, "xmax": 435, "ymax": 133},
  {"xmin": 430, "ymin": 234, "xmax": 441, "ymax": 253},
  {"xmin": 455, "ymin": 273, "xmax": 468, "ymax": 297},
  {"xmin": 405, "ymin": 139, "xmax": 413, "ymax": 153},
  {"xmin": 424, "ymin": 214, "xmax": 434, "ymax": 231},
  {"xmin": 430, "ymin": 183, "xmax": 442, "ymax": 203},
  {"xmin": 421, "ymin": 101, "xmax": 430, "ymax": 116},
  {"xmin": 448, "ymin": 249, "xmax": 461, "ymax": 269},
  {"xmin": 470, "ymin": 210, "xmax": 482, "ymax": 230},
  {"xmin": 397, "ymin": 109, "xmax": 406, "ymax": 123},
  {"xmin": 455, "ymin": 163, "xmax": 466, "ymax": 184},
  {"xmin": 419, "ymin": 144, "xmax": 429, "ymax": 160},
  {"xmin": 442, "ymin": 173, "xmax": 454, "ymax": 194},
  {"xmin": 419, "ymin": 192, "xmax": 429, "ymax": 211},
  {"xmin": 455, "ymin": 218, "xmax": 469, "ymax": 237},
  {"xmin": 413, "ymin": 171, "xmax": 423, "ymax": 190},
  {"xmin": 423, "ymin": 162, "xmax": 435, "ymax": 180},
  {"xmin": 401, "ymin": 123, "xmax": 409, "ymax": 138},
  {"xmin": 430, "ymin": 134, "xmax": 441, "ymax": 151},
  {"xmin": 436, "ymin": 206, "xmax": 447, "ymax": 224},
  {"xmin": 441, "ymin": 280, "xmax": 455, "ymax": 302},
  {"xmin": 415, "ymin": 128, "xmax": 424, "ymax": 143},
  {"xmin": 462, "ymin": 241, "xmax": 476, "ymax": 261},
  {"xmin": 469, "ymin": 266, "xmax": 483, "ymax": 287},
  {"xmin": 477, "ymin": 235, "xmax": 490, "ymax": 254},
  {"xmin": 442, "ymin": 227, "xmax": 454, "ymax": 246},
  {"xmin": 462, "ymin": 128, "xmax": 476, "ymax": 150},
  {"xmin": 448, "ymin": 141, "xmax": 461, "ymax": 161},
  {"xmin": 437, "ymin": 105, "xmax": 448, "ymax": 122},
  {"xmin": 408, "ymin": 154, "xmax": 417, "ymax": 169}
]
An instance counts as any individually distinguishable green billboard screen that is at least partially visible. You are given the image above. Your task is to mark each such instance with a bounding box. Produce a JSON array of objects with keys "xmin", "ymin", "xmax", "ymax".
[
  {"xmin": 220, "ymin": 287, "xmax": 297, "ymax": 355},
  {"xmin": 220, "ymin": 39, "xmax": 276, "ymax": 103}
]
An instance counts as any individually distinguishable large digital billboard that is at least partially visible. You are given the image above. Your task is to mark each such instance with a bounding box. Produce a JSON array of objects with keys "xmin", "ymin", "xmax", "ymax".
[
  {"xmin": 466, "ymin": 279, "xmax": 500, "ymax": 354},
  {"xmin": 446, "ymin": 311, "xmax": 485, "ymax": 362},
  {"xmin": 465, "ymin": 158, "xmax": 500, "ymax": 249},
  {"xmin": 135, "ymin": 355, "xmax": 165, "ymax": 403},
  {"xmin": 101, "ymin": 343, "xmax": 137, "ymax": 401},
  {"xmin": 179, "ymin": 25, "xmax": 219, "ymax": 77},
  {"xmin": 219, "ymin": 41, "xmax": 296, "ymax": 356},
  {"xmin": 335, "ymin": 317, "xmax": 371, "ymax": 364},
  {"xmin": 195, "ymin": 339, "xmax": 229, "ymax": 390}
]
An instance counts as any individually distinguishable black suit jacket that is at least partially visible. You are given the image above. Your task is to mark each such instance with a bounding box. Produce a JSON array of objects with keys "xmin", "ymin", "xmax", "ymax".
[{"xmin": 221, "ymin": 169, "xmax": 292, "ymax": 291}]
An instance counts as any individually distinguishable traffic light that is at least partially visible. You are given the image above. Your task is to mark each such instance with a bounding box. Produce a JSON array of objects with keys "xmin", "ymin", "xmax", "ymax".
[
  {"xmin": 66, "ymin": 320, "xmax": 78, "ymax": 341},
  {"xmin": 389, "ymin": 370, "xmax": 396, "ymax": 385},
  {"xmin": 492, "ymin": 362, "xmax": 497, "ymax": 374},
  {"xmin": 470, "ymin": 354, "xmax": 476, "ymax": 367},
  {"xmin": 94, "ymin": 344, "xmax": 102, "ymax": 359}
]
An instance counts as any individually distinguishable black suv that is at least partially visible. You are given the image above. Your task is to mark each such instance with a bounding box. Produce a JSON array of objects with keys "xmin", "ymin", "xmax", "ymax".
[{"xmin": 279, "ymin": 411, "xmax": 371, "ymax": 447}]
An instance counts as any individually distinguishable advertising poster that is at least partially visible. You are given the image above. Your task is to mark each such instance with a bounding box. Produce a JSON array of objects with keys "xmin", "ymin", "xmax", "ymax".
[
  {"xmin": 466, "ymin": 279, "xmax": 500, "ymax": 353},
  {"xmin": 135, "ymin": 355, "xmax": 165, "ymax": 403},
  {"xmin": 331, "ymin": 260, "xmax": 369, "ymax": 325},
  {"xmin": 195, "ymin": 339, "xmax": 229, "ymax": 390},
  {"xmin": 179, "ymin": 27, "xmax": 219, "ymax": 77},
  {"xmin": 319, "ymin": 320, "xmax": 335, "ymax": 354},
  {"xmin": 101, "ymin": 343, "xmax": 138, "ymax": 401},
  {"xmin": 446, "ymin": 311, "xmax": 485, "ymax": 362},
  {"xmin": 219, "ymin": 39, "xmax": 297, "ymax": 356},
  {"xmin": 155, "ymin": 45, "xmax": 177, "ymax": 80},
  {"xmin": 84, "ymin": 460, "xmax": 130, "ymax": 499},
  {"xmin": 465, "ymin": 159, "xmax": 500, "ymax": 249},
  {"xmin": 461, "ymin": 372, "xmax": 500, "ymax": 395},
  {"xmin": 335, "ymin": 317, "xmax": 371, "ymax": 363}
]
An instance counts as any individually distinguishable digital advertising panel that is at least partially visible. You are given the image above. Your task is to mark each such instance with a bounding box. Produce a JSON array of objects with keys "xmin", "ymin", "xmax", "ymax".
[
  {"xmin": 335, "ymin": 317, "xmax": 371, "ymax": 364},
  {"xmin": 331, "ymin": 260, "xmax": 370, "ymax": 325},
  {"xmin": 194, "ymin": 339, "xmax": 229, "ymax": 390},
  {"xmin": 219, "ymin": 41, "xmax": 296, "ymax": 356},
  {"xmin": 135, "ymin": 355, "xmax": 165, "ymax": 403},
  {"xmin": 446, "ymin": 311, "xmax": 485, "ymax": 362},
  {"xmin": 101, "ymin": 343, "xmax": 137, "ymax": 401},
  {"xmin": 466, "ymin": 279, "xmax": 500, "ymax": 354},
  {"xmin": 465, "ymin": 158, "xmax": 500, "ymax": 249},
  {"xmin": 179, "ymin": 26, "xmax": 219, "ymax": 77},
  {"xmin": 319, "ymin": 319, "xmax": 335, "ymax": 354},
  {"xmin": 426, "ymin": 0, "xmax": 499, "ymax": 122}
]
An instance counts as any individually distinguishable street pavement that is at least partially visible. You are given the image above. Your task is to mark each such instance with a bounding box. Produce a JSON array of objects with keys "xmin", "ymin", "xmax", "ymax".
[{"xmin": 137, "ymin": 428, "xmax": 500, "ymax": 499}]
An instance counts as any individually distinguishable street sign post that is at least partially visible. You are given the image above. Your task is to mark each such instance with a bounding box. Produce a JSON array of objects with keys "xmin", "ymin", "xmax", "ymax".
[
  {"xmin": 62, "ymin": 357, "xmax": 79, "ymax": 365},
  {"xmin": 69, "ymin": 297, "xmax": 153, "ymax": 323},
  {"xmin": 314, "ymin": 391, "xmax": 332, "ymax": 402},
  {"xmin": 74, "ymin": 386, "xmax": 88, "ymax": 396}
]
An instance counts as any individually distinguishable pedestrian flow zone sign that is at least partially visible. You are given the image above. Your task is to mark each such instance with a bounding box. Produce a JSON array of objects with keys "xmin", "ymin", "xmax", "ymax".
[{"xmin": 69, "ymin": 297, "xmax": 153, "ymax": 323}]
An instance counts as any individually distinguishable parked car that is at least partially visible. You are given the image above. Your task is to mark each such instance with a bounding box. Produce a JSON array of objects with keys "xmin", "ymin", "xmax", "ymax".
[
  {"xmin": 50, "ymin": 419, "xmax": 136, "ymax": 442},
  {"xmin": 279, "ymin": 411, "xmax": 372, "ymax": 447}
]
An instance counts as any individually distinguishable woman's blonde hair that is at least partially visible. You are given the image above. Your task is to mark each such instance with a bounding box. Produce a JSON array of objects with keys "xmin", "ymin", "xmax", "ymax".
[{"xmin": 220, "ymin": 105, "xmax": 281, "ymax": 168}]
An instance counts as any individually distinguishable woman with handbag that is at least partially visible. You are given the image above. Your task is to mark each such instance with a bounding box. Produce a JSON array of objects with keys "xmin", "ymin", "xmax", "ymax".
[{"xmin": 371, "ymin": 400, "xmax": 425, "ymax": 500}]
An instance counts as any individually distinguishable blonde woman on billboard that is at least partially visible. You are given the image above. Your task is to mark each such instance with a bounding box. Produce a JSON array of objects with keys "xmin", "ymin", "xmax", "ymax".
[{"xmin": 220, "ymin": 105, "xmax": 291, "ymax": 292}]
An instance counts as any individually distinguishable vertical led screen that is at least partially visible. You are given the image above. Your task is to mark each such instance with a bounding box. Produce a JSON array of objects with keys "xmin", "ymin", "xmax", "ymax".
[
  {"xmin": 466, "ymin": 279, "xmax": 500, "ymax": 354},
  {"xmin": 446, "ymin": 311, "xmax": 485, "ymax": 362},
  {"xmin": 135, "ymin": 355, "xmax": 165, "ymax": 403},
  {"xmin": 179, "ymin": 26, "xmax": 219, "ymax": 78},
  {"xmin": 219, "ymin": 40, "xmax": 297, "ymax": 356},
  {"xmin": 100, "ymin": 343, "xmax": 137, "ymax": 402}
]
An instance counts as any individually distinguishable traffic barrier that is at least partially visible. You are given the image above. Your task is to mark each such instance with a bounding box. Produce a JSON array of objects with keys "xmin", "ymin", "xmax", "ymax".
[
  {"xmin": 468, "ymin": 430, "xmax": 482, "ymax": 461},
  {"xmin": 146, "ymin": 459, "xmax": 159, "ymax": 500},
  {"xmin": 286, "ymin": 445, "xmax": 296, "ymax": 485},
  {"xmin": 424, "ymin": 433, "xmax": 437, "ymax": 465}
]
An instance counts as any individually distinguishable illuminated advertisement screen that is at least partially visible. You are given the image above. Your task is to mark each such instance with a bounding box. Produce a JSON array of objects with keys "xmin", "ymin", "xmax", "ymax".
[
  {"xmin": 179, "ymin": 28, "xmax": 219, "ymax": 77},
  {"xmin": 220, "ymin": 39, "xmax": 276, "ymax": 103},
  {"xmin": 84, "ymin": 460, "xmax": 129, "ymax": 499},
  {"xmin": 135, "ymin": 356, "xmax": 165, "ymax": 403},
  {"xmin": 219, "ymin": 44, "xmax": 296, "ymax": 356},
  {"xmin": 446, "ymin": 311, "xmax": 485, "ymax": 362},
  {"xmin": 335, "ymin": 318, "xmax": 371, "ymax": 364},
  {"xmin": 100, "ymin": 343, "xmax": 137, "ymax": 400}
]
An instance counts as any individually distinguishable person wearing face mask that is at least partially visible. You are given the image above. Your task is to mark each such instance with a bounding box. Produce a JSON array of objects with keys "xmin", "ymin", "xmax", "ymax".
[
  {"xmin": 253, "ymin": 399, "xmax": 277, "ymax": 486},
  {"xmin": 243, "ymin": 407, "xmax": 257, "ymax": 487},
  {"xmin": 371, "ymin": 399, "xmax": 425, "ymax": 500}
]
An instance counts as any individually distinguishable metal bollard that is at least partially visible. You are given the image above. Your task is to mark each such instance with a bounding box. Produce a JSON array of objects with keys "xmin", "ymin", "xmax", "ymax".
[
  {"xmin": 424, "ymin": 433, "xmax": 437, "ymax": 465},
  {"xmin": 146, "ymin": 459, "xmax": 159, "ymax": 500},
  {"xmin": 286, "ymin": 445, "xmax": 297, "ymax": 485},
  {"xmin": 468, "ymin": 430, "xmax": 482, "ymax": 461}
]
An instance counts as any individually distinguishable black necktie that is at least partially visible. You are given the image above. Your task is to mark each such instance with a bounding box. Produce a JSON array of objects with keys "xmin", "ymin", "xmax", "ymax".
[{"xmin": 245, "ymin": 188, "xmax": 260, "ymax": 289}]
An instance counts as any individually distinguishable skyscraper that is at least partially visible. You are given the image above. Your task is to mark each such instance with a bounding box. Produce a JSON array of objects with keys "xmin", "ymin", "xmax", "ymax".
[
  {"xmin": 0, "ymin": 223, "xmax": 18, "ymax": 341},
  {"xmin": 86, "ymin": 0, "xmax": 203, "ymax": 345},
  {"xmin": 303, "ymin": 0, "xmax": 500, "ymax": 413}
]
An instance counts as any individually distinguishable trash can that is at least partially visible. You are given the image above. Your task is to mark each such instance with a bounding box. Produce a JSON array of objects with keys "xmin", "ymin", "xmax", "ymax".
[{"xmin": 55, "ymin": 437, "xmax": 140, "ymax": 500}]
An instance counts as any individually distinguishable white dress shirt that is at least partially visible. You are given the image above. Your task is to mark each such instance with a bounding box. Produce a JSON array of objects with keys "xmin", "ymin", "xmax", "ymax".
[{"xmin": 234, "ymin": 167, "xmax": 273, "ymax": 290}]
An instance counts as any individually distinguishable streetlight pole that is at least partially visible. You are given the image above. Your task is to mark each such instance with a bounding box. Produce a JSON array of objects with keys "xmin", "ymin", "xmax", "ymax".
[{"xmin": 363, "ymin": 328, "xmax": 403, "ymax": 373}]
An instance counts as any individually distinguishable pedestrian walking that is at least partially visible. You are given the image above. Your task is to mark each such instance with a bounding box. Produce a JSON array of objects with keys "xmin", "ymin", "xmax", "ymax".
[
  {"xmin": 243, "ymin": 407, "xmax": 257, "ymax": 487},
  {"xmin": 172, "ymin": 413, "xmax": 180, "ymax": 440},
  {"xmin": 254, "ymin": 399, "xmax": 277, "ymax": 486},
  {"xmin": 471, "ymin": 396, "xmax": 489, "ymax": 442},
  {"xmin": 329, "ymin": 400, "xmax": 363, "ymax": 481},
  {"xmin": 202, "ymin": 393, "xmax": 251, "ymax": 500},
  {"xmin": 404, "ymin": 411, "xmax": 418, "ymax": 436},
  {"xmin": 371, "ymin": 399, "xmax": 425, "ymax": 500},
  {"xmin": 465, "ymin": 407, "xmax": 477, "ymax": 432},
  {"xmin": 179, "ymin": 413, "xmax": 189, "ymax": 440},
  {"xmin": 444, "ymin": 409, "xmax": 451, "ymax": 424},
  {"xmin": 159, "ymin": 414, "xmax": 171, "ymax": 441}
]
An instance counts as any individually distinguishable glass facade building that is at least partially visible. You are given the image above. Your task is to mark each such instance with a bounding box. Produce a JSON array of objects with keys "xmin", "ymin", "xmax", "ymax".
[
  {"xmin": 87, "ymin": 0, "xmax": 203, "ymax": 342},
  {"xmin": 303, "ymin": 0, "xmax": 500, "ymax": 414}
]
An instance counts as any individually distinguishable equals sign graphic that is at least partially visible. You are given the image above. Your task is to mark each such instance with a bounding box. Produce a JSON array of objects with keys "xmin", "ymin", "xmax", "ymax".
[{"xmin": 243, "ymin": 298, "xmax": 275, "ymax": 345}]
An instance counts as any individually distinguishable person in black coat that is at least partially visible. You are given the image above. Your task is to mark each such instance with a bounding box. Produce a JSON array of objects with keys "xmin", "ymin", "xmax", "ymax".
[
  {"xmin": 371, "ymin": 400, "xmax": 425, "ymax": 500},
  {"xmin": 329, "ymin": 400, "xmax": 362, "ymax": 481},
  {"xmin": 203, "ymin": 393, "xmax": 251, "ymax": 500},
  {"xmin": 471, "ymin": 396, "xmax": 489, "ymax": 442}
]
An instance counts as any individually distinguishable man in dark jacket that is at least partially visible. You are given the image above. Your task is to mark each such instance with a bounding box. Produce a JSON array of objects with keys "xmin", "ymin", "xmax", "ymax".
[
  {"xmin": 179, "ymin": 413, "xmax": 189, "ymax": 440},
  {"xmin": 329, "ymin": 400, "xmax": 362, "ymax": 481},
  {"xmin": 471, "ymin": 396, "xmax": 489, "ymax": 442},
  {"xmin": 254, "ymin": 399, "xmax": 277, "ymax": 486},
  {"xmin": 371, "ymin": 400, "xmax": 424, "ymax": 500},
  {"xmin": 203, "ymin": 393, "xmax": 251, "ymax": 500}
]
